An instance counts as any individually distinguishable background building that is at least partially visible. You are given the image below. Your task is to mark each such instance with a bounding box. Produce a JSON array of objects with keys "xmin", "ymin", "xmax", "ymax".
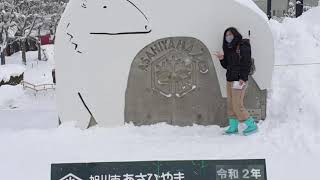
[{"xmin": 253, "ymin": 0, "xmax": 319, "ymax": 17}]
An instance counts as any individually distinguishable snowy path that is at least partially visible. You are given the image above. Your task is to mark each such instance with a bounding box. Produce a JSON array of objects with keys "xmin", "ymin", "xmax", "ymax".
[{"xmin": 0, "ymin": 122, "xmax": 319, "ymax": 180}]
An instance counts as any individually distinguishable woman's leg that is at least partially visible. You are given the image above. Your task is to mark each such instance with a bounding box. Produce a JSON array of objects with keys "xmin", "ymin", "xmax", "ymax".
[
  {"xmin": 230, "ymin": 82, "xmax": 258, "ymax": 135},
  {"xmin": 225, "ymin": 82, "xmax": 239, "ymax": 134},
  {"xmin": 227, "ymin": 81, "xmax": 237, "ymax": 118},
  {"xmin": 231, "ymin": 83, "xmax": 250, "ymax": 122}
]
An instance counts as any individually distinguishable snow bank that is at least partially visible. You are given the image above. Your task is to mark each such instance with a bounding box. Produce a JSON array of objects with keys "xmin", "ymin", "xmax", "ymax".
[
  {"xmin": 0, "ymin": 85, "xmax": 24, "ymax": 109},
  {"xmin": 0, "ymin": 64, "xmax": 25, "ymax": 83},
  {"xmin": 266, "ymin": 7, "xmax": 320, "ymax": 131},
  {"xmin": 299, "ymin": 6, "xmax": 320, "ymax": 24},
  {"xmin": 269, "ymin": 6, "xmax": 320, "ymax": 65}
]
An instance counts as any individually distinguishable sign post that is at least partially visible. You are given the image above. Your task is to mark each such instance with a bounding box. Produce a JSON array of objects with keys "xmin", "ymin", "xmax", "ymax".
[{"xmin": 52, "ymin": 159, "xmax": 267, "ymax": 180}]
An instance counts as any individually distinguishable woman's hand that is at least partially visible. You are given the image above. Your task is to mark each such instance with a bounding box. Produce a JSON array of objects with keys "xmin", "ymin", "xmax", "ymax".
[
  {"xmin": 239, "ymin": 79, "xmax": 246, "ymax": 86},
  {"xmin": 214, "ymin": 51, "xmax": 224, "ymax": 60}
]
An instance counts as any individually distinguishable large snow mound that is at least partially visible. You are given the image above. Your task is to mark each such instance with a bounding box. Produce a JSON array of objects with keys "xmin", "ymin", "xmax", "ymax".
[
  {"xmin": 269, "ymin": 6, "xmax": 320, "ymax": 65},
  {"xmin": 299, "ymin": 6, "xmax": 320, "ymax": 24}
]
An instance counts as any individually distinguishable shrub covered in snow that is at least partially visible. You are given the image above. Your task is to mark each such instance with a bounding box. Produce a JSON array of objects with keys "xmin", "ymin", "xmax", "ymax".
[{"xmin": 0, "ymin": 64, "xmax": 25, "ymax": 84}]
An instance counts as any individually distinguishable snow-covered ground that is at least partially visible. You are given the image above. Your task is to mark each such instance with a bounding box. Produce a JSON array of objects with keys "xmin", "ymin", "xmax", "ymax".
[
  {"xmin": 0, "ymin": 45, "xmax": 58, "ymax": 130},
  {"xmin": 1, "ymin": 6, "xmax": 320, "ymax": 180},
  {"xmin": 5, "ymin": 45, "xmax": 55, "ymax": 85}
]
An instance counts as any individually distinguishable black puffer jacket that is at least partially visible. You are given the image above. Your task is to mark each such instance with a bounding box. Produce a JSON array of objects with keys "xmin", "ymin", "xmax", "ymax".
[{"xmin": 220, "ymin": 38, "xmax": 252, "ymax": 82}]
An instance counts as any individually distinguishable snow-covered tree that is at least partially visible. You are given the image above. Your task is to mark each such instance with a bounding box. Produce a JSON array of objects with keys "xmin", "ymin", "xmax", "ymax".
[
  {"xmin": 0, "ymin": 0, "xmax": 67, "ymax": 65},
  {"xmin": 286, "ymin": 0, "xmax": 296, "ymax": 17},
  {"xmin": 285, "ymin": 0, "xmax": 317, "ymax": 18},
  {"xmin": 0, "ymin": 5, "xmax": 16, "ymax": 65}
]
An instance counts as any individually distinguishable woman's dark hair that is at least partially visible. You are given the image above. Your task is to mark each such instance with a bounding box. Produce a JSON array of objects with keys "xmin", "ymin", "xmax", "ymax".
[{"xmin": 222, "ymin": 27, "xmax": 243, "ymax": 53}]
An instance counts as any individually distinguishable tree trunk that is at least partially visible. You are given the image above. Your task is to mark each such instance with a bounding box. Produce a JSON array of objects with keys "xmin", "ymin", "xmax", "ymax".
[
  {"xmin": 0, "ymin": 49, "xmax": 5, "ymax": 65},
  {"xmin": 52, "ymin": 22, "xmax": 58, "ymax": 44},
  {"xmin": 38, "ymin": 28, "xmax": 41, "ymax": 60},
  {"xmin": 21, "ymin": 39, "xmax": 27, "ymax": 65},
  {"xmin": 38, "ymin": 42, "xmax": 41, "ymax": 61}
]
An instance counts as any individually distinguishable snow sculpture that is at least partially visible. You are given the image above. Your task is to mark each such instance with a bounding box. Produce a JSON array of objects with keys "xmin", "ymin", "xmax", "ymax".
[{"xmin": 55, "ymin": 0, "xmax": 274, "ymax": 128}]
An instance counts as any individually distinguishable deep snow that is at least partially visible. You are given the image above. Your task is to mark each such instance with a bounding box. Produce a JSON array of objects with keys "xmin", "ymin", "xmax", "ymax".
[{"xmin": 1, "ymin": 6, "xmax": 320, "ymax": 180}]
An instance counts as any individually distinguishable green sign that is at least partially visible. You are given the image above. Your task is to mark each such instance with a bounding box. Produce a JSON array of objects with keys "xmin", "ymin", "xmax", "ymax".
[{"xmin": 51, "ymin": 159, "xmax": 267, "ymax": 180}]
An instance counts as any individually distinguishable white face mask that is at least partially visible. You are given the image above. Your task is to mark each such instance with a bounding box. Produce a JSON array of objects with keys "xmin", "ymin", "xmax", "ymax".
[{"xmin": 225, "ymin": 35, "xmax": 234, "ymax": 43}]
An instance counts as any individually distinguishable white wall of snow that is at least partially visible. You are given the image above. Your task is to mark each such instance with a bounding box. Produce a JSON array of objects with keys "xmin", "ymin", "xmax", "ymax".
[
  {"xmin": 55, "ymin": 0, "xmax": 275, "ymax": 127},
  {"xmin": 269, "ymin": 6, "xmax": 320, "ymax": 65}
]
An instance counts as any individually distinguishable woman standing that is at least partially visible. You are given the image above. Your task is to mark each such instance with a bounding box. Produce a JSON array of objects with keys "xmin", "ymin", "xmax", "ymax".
[{"xmin": 214, "ymin": 27, "xmax": 258, "ymax": 135}]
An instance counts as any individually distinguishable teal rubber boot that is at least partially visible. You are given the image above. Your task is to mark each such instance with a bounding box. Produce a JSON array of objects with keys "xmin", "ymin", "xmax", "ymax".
[
  {"xmin": 243, "ymin": 117, "xmax": 258, "ymax": 136},
  {"xmin": 224, "ymin": 118, "xmax": 239, "ymax": 135}
]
